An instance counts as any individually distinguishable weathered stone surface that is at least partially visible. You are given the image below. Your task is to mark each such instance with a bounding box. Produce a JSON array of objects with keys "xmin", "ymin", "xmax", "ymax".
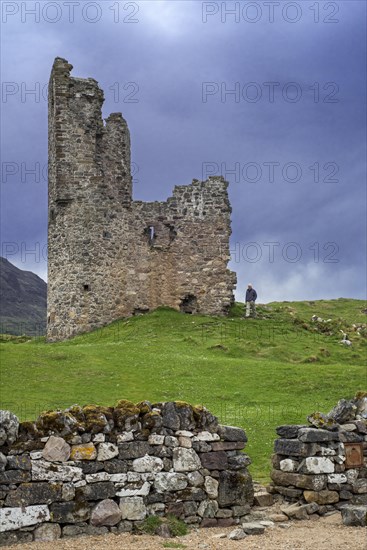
[
  {"xmin": 200, "ymin": 451, "xmax": 228, "ymax": 470},
  {"xmin": 97, "ymin": 443, "xmax": 119, "ymax": 461},
  {"xmin": 298, "ymin": 428, "xmax": 335, "ymax": 443},
  {"xmin": 280, "ymin": 504, "xmax": 309, "ymax": 520},
  {"xmin": 0, "ymin": 505, "xmax": 50, "ymax": 532},
  {"xmin": 228, "ymin": 454, "xmax": 251, "ymax": 470},
  {"xmin": 327, "ymin": 399, "xmax": 357, "ymax": 424},
  {"xmin": 0, "ymin": 411, "xmax": 19, "ymax": 446},
  {"xmin": 341, "ymin": 505, "xmax": 367, "ymax": 526},
  {"xmin": 5, "ymin": 482, "xmax": 62, "ymax": 507},
  {"xmin": 254, "ymin": 491, "xmax": 274, "ymax": 507},
  {"xmin": 49, "ymin": 501, "xmax": 90, "ymax": 523},
  {"xmin": 195, "ymin": 431, "xmax": 220, "ymax": 442},
  {"xmin": 280, "ymin": 459, "xmax": 298, "ymax": 472},
  {"xmin": 328, "ymin": 474, "xmax": 347, "ymax": 484},
  {"xmin": 299, "ymin": 457, "xmax": 334, "ymax": 474},
  {"xmin": 232, "ymin": 504, "xmax": 251, "ymax": 517},
  {"xmin": 154, "ymin": 472, "xmax": 188, "ymax": 492},
  {"xmin": 173, "ymin": 448, "xmax": 201, "ymax": 472},
  {"xmin": 274, "ymin": 439, "xmax": 318, "ymax": 457},
  {"xmin": 85, "ymin": 472, "xmax": 110, "ymax": 483},
  {"xmin": 211, "ymin": 441, "xmax": 245, "ymax": 451},
  {"xmin": 116, "ymin": 481, "xmax": 150, "ymax": 497},
  {"xmin": 0, "ymin": 453, "xmax": 7, "ymax": 472},
  {"xmin": 204, "ymin": 476, "xmax": 219, "ymax": 498},
  {"xmin": 0, "ymin": 470, "xmax": 30, "ymax": 484},
  {"xmin": 187, "ymin": 471, "xmax": 204, "ymax": 486},
  {"xmin": 303, "ymin": 490, "xmax": 339, "ymax": 504},
  {"xmin": 218, "ymin": 471, "xmax": 254, "ymax": 507},
  {"xmin": 76, "ymin": 481, "xmax": 115, "ymax": 501},
  {"xmin": 118, "ymin": 441, "xmax": 151, "ymax": 460},
  {"xmin": 90, "ymin": 499, "xmax": 122, "ymax": 526},
  {"xmin": 31, "ymin": 460, "xmax": 82, "ymax": 482},
  {"xmin": 34, "ymin": 523, "xmax": 61, "ymax": 541},
  {"xmin": 228, "ymin": 528, "xmax": 247, "ymax": 540},
  {"xmin": 70, "ymin": 443, "xmax": 97, "ymax": 461},
  {"xmin": 148, "ymin": 434, "xmax": 165, "ymax": 445},
  {"xmin": 198, "ymin": 499, "xmax": 218, "ymax": 518},
  {"xmin": 6, "ymin": 455, "xmax": 31, "ymax": 471},
  {"xmin": 119, "ymin": 496, "xmax": 146, "ymax": 520},
  {"xmin": 352, "ymin": 479, "xmax": 367, "ymax": 494},
  {"xmin": 242, "ymin": 522, "xmax": 265, "ymax": 535},
  {"xmin": 42, "ymin": 436, "xmax": 71, "ymax": 462},
  {"xmin": 133, "ymin": 455, "xmax": 163, "ymax": 473},
  {"xmin": 104, "ymin": 459, "xmax": 128, "ymax": 474},
  {"xmin": 276, "ymin": 425, "xmax": 306, "ymax": 439},
  {"xmin": 270, "ymin": 485, "xmax": 303, "ymax": 498},
  {"xmin": 218, "ymin": 425, "xmax": 247, "ymax": 442},
  {"xmin": 271, "ymin": 469, "xmax": 327, "ymax": 491}
]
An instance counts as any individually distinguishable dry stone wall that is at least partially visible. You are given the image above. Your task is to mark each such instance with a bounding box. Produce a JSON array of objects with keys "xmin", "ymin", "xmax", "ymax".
[
  {"xmin": 0, "ymin": 401, "xmax": 254, "ymax": 545},
  {"xmin": 269, "ymin": 395, "xmax": 367, "ymax": 526},
  {"xmin": 47, "ymin": 57, "xmax": 236, "ymax": 341}
]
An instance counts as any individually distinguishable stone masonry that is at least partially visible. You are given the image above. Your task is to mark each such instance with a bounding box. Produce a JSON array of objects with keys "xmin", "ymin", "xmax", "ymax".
[
  {"xmin": 0, "ymin": 401, "xmax": 254, "ymax": 545},
  {"xmin": 47, "ymin": 58, "xmax": 236, "ymax": 341},
  {"xmin": 268, "ymin": 394, "xmax": 367, "ymax": 527}
]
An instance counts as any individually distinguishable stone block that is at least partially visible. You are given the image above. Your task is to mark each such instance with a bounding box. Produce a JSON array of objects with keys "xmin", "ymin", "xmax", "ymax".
[
  {"xmin": 154, "ymin": 472, "xmax": 187, "ymax": 492},
  {"xmin": 276, "ymin": 425, "xmax": 306, "ymax": 439},
  {"xmin": 133, "ymin": 455, "xmax": 163, "ymax": 473},
  {"xmin": 119, "ymin": 496, "xmax": 146, "ymax": 520},
  {"xmin": 5, "ymin": 482, "xmax": 62, "ymax": 507},
  {"xmin": 218, "ymin": 425, "xmax": 247, "ymax": 442},
  {"xmin": 218, "ymin": 470, "xmax": 254, "ymax": 507},
  {"xmin": 50, "ymin": 501, "xmax": 90, "ymax": 523},
  {"xmin": 76, "ymin": 481, "xmax": 115, "ymax": 501},
  {"xmin": 70, "ymin": 443, "xmax": 97, "ymax": 461},
  {"xmin": 34, "ymin": 523, "xmax": 61, "ymax": 541},
  {"xmin": 173, "ymin": 448, "xmax": 201, "ymax": 472},
  {"xmin": 242, "ymin": 522, "xmax": 265, "ymax": 535},
  {"xmin": 271, "ymin": 469, "xmax": 326, "ymax": 490},
  {"xmin": 341, "ymin": 505, "xmax": 367, "ymax": 526},
  {"xmin": 0, "ymin": 505, "xmax": 50, "ymax": 532},
  {"xmin": 274, "ymin": 439, "xmax": 318, "ymax": 457},
  {"xmin": 42, "ymin": 436, "xmax": 71, "ymax": 462},
  {"xmin": 90, "ymin": 499, "xmax": 122, "ymax": 526},
  {"xmin": 298, "ymin": 428, "xmax": 335, "ymax": 442},
  {"xmin": 97, "ymin": 442, "xmax": 119, "ymax": 461},
  {"xmin": 303, "ymin": 490, "xmax": 339, "ymax": 505},
  {"xmin": 6, "ymin": 455, "xmax": 31, "ymax": 471},
  {"xmin": 299, "ymin": 457, "xmax": 334, "ymax": 474},
  {"xmin": 198, "ymin": 499, "xmax": 218, "ymax": 518},
  {"xmin": 31, "ymin": 460, "xmax": 82, "ymax": 482},
  {"xmin": 200, "ymin": 451, "xmax": 228, "ymax": 470}
]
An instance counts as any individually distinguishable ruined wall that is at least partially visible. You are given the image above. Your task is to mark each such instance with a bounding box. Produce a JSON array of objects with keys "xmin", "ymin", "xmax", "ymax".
[
  {"xmin": 0, "ymin": 402, "xmax": 253, "ymax": 544},
  {"xmin": 47, "ymin": 58, "xmax": 236, "ymax": 341},
  {"xmin": 268, "ymin": 395, "xmax": 367, "ymax": 526}
]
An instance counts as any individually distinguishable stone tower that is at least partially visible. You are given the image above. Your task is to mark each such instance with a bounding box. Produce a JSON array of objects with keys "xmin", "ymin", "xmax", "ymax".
[{"xmin": 47, "ymin": 58, "xmax": 236, "ymax": 341}]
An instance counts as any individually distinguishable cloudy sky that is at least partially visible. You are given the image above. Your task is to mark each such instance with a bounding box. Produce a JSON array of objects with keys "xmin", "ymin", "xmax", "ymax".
[{"xmin": 1, "ymin": 0, "xmax": 366, "ymax": 303}]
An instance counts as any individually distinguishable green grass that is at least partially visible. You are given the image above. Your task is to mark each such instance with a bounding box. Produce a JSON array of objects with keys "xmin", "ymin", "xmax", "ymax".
[{"xmin": 0, "ymin": 299, "xmax": 366, "ymax": 482}]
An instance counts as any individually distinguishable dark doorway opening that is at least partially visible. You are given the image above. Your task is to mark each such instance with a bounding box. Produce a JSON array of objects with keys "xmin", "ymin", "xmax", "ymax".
[{"xmin": 180, "ymin": 294, "xmax": 198, "ymax": 314}]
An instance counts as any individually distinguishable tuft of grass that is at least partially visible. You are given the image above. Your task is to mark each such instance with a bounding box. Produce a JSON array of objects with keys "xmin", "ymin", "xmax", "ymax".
[
  {"xmin": 137, "ymin": 515, "xmax": 162, "ymax": 535},
  {"xmin": 0, "ymin": 299, "xmax": 365, "ymax": 482},
  {"xmin": 166, "ymin": 516, "xmax": 188, "ymax": 537}
]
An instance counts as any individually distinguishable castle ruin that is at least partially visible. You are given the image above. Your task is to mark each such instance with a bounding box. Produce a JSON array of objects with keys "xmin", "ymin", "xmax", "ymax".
[{"xmin": 47, "ymin": 58, "xmax": 236, "ymax": 341}]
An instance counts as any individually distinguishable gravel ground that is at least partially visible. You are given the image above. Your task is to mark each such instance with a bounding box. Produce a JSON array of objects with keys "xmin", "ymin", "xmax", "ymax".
[{"xmin": 2, "ymin": 515, "xmax": 365, "ymax": 550}]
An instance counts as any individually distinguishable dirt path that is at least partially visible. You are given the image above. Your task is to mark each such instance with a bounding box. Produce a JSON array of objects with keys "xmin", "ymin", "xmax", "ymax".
[{"xmin": 3, "ymin": 516, "xmax": 365, "ymax": 550}]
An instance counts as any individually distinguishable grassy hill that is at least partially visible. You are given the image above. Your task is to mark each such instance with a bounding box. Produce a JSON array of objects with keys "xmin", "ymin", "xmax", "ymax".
[{"xmin": 0, "ymin": 298, "xmax": 366, "ymax": 482}]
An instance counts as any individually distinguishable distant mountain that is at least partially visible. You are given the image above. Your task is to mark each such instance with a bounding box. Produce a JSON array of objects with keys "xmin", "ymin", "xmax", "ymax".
[{"xmin": 0, "ymin": 257, "xmax": 47, "ymax": 336}]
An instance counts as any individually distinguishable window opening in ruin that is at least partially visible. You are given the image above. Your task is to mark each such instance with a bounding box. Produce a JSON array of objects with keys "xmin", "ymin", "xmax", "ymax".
[
  {"xmin": 83, "ymin": 284, "xmax": 91, "ymax": 291},
  {"xmin": 180, "ymin": 294, "xmax": 198, "ymax": 314}
]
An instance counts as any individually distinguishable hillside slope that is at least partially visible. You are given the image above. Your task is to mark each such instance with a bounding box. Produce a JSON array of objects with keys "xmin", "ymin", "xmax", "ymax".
[
  {"xmin": 0, "ymin": 299, "xmax": 366, "ymax": 480},
  {"xmin": 0, "ymin": 257, "xmax": 47, "ymax": 335}
]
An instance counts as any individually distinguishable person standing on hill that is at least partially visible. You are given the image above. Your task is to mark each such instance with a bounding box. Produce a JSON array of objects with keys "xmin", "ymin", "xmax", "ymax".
[{"xmin": 245, "ymin": 283, "xmax": 257, "ymax": 318}]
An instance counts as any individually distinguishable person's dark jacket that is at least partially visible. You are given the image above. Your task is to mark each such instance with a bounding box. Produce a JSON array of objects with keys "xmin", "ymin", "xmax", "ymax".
[{"xmin": 246, "ymin": 288, "xmax": 257, "ymax": 302}]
